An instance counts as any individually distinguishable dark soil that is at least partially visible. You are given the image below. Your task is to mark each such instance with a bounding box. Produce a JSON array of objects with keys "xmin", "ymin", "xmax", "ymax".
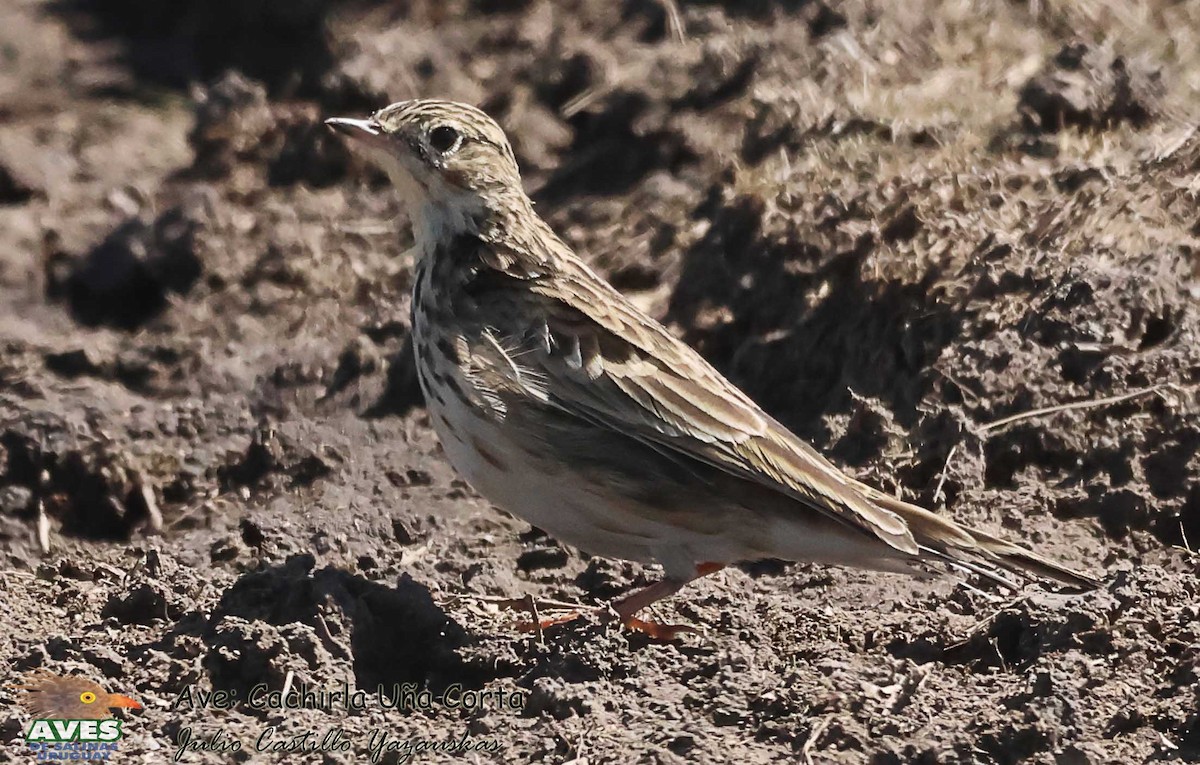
[{"xmin": 2, "ymin": 0, "xmax": 1199, "ymax": 762}]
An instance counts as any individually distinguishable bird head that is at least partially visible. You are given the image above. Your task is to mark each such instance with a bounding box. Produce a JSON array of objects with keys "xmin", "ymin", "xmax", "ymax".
[
  {"xmin": 14, "ymin": 672, "xmax": 142, "ymax": 721},
  {"xmin": 326, "ymin": 99, "xmax": 525, "ymax": 239}
]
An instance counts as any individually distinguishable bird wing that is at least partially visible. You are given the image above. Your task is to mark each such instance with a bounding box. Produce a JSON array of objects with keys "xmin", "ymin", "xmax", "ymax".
[{"xmin": 473, "ymin": 240, "xmax": 919, "ymax": 555}]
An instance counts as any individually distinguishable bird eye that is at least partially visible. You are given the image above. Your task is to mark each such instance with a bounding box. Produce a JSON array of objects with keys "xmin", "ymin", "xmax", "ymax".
[
  {"xmin": 80, "ymin": 691, "xmax": 97, "ymax": 704},
  {"xmin": 428, "ymin": 125, "xmax": 461, "ymax": 154}
]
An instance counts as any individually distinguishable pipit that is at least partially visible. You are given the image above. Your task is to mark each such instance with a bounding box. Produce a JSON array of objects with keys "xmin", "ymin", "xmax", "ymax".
[{"xmin": 326, "ymin": 100, "xmax": 1097, "ymax": 638}]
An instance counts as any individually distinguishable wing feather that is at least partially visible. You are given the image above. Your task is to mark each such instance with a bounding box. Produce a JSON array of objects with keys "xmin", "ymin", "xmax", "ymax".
[
  {"xmin": 469, "ymin": 244, "xmax": 919, "ymax": 554},
  {"xmin": 453, "ymin": 228, "xmax": 1097, "ymax": 585}
]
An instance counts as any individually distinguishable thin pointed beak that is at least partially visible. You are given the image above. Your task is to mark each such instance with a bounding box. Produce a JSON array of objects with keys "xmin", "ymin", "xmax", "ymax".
[
  {"xmin": 106, "ymin": 694, "xmax": 142, "ymax": 710},
  {"xmin": 325, "ymin": 117, "xmax": 386, "ymax": 148}
]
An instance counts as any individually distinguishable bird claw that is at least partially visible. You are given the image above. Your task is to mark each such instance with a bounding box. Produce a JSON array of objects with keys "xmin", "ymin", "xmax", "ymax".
[
  {"xmin": 514, "ymin": 610, "xmax": 698, "ymax": 641},
  {"xmin": 490, "ymin": 589, "xmax": 703, "ymax": 641},
  {"xmin": 514, "ymin": 611, "xmax": 582, "ymax": 633},
  {"xmin": 620, "ymin": 616, "xmax": 700, "ymax": 641}
]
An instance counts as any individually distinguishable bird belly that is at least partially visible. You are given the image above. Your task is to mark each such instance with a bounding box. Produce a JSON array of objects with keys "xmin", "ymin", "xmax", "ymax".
[
  {"xmin": 415, "ymin": 349, "xmax": 918, "ymax": 582},
  {"xmin": 414, "ymin": 366, "xmax": 670, "ymax": 567},
  {"xmin": 412, "ymin": 324, "xmax": 897, "ymax": 579}
]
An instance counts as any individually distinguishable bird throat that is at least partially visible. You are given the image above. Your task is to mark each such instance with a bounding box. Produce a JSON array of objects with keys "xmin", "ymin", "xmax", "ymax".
[{"xmin": 412, "ymin": 196, "xmax": 486, "ymax": 257}]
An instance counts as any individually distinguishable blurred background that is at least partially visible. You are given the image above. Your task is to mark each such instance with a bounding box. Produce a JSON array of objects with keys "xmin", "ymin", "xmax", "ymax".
[{"xmin": 0, "ymin": 0, "xmax": 1198, "ymax": 762}]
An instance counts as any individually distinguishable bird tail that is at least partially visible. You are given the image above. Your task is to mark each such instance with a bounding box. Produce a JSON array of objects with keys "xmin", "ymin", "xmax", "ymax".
[{"xmin": 854, "ymin": 482, "xmax": 1101, "ymax": 591}]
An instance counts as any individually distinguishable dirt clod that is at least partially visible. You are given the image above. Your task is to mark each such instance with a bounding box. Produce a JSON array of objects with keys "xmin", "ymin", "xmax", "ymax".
[
  {"xmin": 52, "ymin": 202, "xmax": 205, "ymax": 330},
  {"xmin": 1019, "ymin": 43, "xmax": 1165, "ymax": 132}
]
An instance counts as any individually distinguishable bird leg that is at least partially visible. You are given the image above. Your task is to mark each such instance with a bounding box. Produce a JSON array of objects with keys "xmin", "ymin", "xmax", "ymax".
[
  {"xmin": 612, "ymin": 562, "xmax": 724, "ymax": 640},
  {"xmin": 517, "ymin": 562, "xmax": 725, "ymax": 640}
]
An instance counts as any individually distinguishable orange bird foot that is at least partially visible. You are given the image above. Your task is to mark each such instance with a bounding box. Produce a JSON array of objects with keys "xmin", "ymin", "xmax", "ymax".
[
  {"xmin": 620, "ymin": 615, "xmax": 700, "ymax": 641},
  {"xmin": 511, "ymin": 562, "xmax": 723, "ymax": 640},
  {"xmin": 515, "ymin": 611, "xmax": 583, "ymax": 633},
  {"xmin": 516, "ymin": 609, "xmax": 699, "ymax": 641}
]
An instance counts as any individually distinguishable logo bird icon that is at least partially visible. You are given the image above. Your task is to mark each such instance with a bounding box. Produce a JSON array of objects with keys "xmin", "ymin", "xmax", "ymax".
[{"xmin": 13, "ymin": 672, "xmax": 142, "ymax": 720}]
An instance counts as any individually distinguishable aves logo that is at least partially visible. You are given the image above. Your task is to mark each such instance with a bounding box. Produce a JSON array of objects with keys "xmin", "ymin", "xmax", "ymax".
[
  {"xmin": 26, "ymin": 719, "xmax": 124, "ymax": 743},
  {"xmin": 13, "ymin": 672, "xmax": 141, "ymax": 759}
]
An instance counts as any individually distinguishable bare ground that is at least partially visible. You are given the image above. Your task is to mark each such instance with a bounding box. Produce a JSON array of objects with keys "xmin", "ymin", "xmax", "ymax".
[{"xmin": 1, "ymin": 0, "xmax": 1199, "ymax": 762}]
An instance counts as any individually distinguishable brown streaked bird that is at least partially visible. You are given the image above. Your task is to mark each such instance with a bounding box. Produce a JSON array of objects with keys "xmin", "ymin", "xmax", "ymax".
[
  {"xmin": 14, "ymin": 672, "xmax": 142, "ymax": 720},
  {"xmin": 326, "ymin": 100, "xmax": 1098, "ymax": 638}
]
